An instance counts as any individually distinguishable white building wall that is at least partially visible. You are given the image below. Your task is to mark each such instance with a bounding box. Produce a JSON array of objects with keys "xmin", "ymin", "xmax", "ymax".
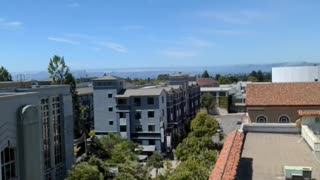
[{"xmin": 272, "ymin": 66, "xmax": 320, "ymax": 82}]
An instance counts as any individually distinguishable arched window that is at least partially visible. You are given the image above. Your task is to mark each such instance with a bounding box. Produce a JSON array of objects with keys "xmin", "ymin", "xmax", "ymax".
[
  {"xmin": 256, "ymin": 115, "xmax": 267, "ymax": 123},
  {"xmin": 279, "ymin": 115, "xmax": 290, "ymax": 123},
  {"xmin": 1, "ymin": 147, "xmax": 16, "ymax": 180}
]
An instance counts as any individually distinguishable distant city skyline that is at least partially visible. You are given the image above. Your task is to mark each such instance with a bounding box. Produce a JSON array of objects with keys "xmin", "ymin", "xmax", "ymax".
[{"xmin": 1, "ymin": 0, "xmax": 320, "ymax": 72}]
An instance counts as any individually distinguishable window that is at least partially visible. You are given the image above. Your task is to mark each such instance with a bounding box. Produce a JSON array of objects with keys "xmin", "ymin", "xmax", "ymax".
[
  {"xmin": 41, "ymin": 97, "xmax": 51, "ymax": 170},
  {"xmin": 148, "ymin": 125, "xmax": 155, "ymax": 132},
  {"xmin": 108, "ymin": 107, "xmax": 113, "ymax": 112},
  {"xmin": 134, "ymin": 98, "xmax": 141, "ymax": 106},
  {"xmin": 52, "ymin": 96, "xmax": 62, "ymax": 165},
  {"xmin": 108, "ymin": 93, "xmax": 112, "ymax": 98},
  {"xmin": 1, "ymin": 147, "xmax": 16, "ymax": 180},
  {"xmin": 149, "ymin": 140, "xmax": 155, "ymax": 145},
  {"xmin": 135, "ymin": 112, "xmax": 141, "ymax": 120},
  {"xmin": 109, "ymin": 121, "xmax": 114, "ymax": 125},
  {"xmin": 219, "ymin": 92, "xmax": 226, "ymax": 96},
  {"xmin": 256, "ymin": 115, "xmax": 267, "ymax": 123},
  {"xmin": 119, "ymin": 112, "xmax": 126, "ymax": 118},
  {"xmin": 120, "ymin": 126, "xmax": 127, "ymax": 132},
  {"xmin": 147, "ymin": 97, "xmax": 154, "ymax": 105},
  {"xmin": 162, "ymin": 96, "xmax": 164, "ymax": 103},
  {"xmin": 118, "ymin": 98, "xmax": 127, "ymax": 105},
  {"xmin": 148, "ymin": 111, "xmax": 155, "ymax": 118},
  {"xmin": 162, "ymin": 109, "xmax": 164, "ymax": 116},
  {"xmin": 279, "ymin": 116, "xmax": 290, "ymax": 123},
  {"xmin": 135, "ymin": 125, "xmax": 143, "ymax": 132}
]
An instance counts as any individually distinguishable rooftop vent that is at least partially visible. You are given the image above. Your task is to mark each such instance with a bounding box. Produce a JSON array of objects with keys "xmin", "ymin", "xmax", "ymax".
[{"xmin": 283, "ymin": 166, "xmax": 312, "ymax": 179}]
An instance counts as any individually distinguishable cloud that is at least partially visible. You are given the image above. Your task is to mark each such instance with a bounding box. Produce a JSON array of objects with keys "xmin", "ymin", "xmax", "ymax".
[
  {"xmin": 198, "ymin": 10, "xmax": 262, "ymax": 24},
  {"xmin": 68, "ymin": 2, "xmax": 80, "ymax": 8},
  {"xmin": 162, "ymin": 50, "xmax": 196, "ymax": 58},
  {"xmin": 48, "ymin": 37, "xmax": 80, "ymax": 45},
  {"xmin": 101, "ymin": 42, "xmax": 128, "ymax": 53},
  {"xmin": 199, "ymin": 29, "xmax": 249, "ymax": 36},
  {"xmin": 0, "ymin": 18, "xmax": 23, "ymax": 29}
]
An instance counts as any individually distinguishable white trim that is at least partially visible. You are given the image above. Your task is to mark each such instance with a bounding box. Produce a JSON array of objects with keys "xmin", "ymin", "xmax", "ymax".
[
  {"xmin": 278, "ymin": 114, "xmax": 291, "ymax": 123},
  {"xmin": 256, "ymin": 115, "xmax": 268, "ymax": 123}
]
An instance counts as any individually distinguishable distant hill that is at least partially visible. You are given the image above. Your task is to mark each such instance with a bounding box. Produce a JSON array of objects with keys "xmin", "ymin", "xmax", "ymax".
[{"xmin": 11, "ymin": 61, "xmax": 320, "ymax": 81}]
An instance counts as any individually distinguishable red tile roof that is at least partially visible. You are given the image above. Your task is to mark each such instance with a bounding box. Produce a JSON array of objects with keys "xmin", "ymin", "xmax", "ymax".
[
  {"xmin": 298, "ymin": 110, "xmax": 320, "ymax": 116},
  {"xmin": 210, "ymin": 131, "xmax": 244, "ymax": 180},
  {"xmin": 196, "ymin": 78, "xmax": 219, "ymax": 87},
  {"xmin": 246, "ymin": 83, "xmax": 320, "ymax": 107}
]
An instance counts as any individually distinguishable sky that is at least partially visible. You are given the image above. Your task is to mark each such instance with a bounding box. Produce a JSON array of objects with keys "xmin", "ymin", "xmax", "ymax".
[{"xmin": 1, "ymin": 0, "xmax": 320, "ymax": 72}]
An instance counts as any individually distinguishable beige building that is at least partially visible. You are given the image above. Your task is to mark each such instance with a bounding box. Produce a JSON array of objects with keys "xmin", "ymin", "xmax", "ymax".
[{"xmin": 246, "ymin": 82, "xmax": 320, "ymax": 123}]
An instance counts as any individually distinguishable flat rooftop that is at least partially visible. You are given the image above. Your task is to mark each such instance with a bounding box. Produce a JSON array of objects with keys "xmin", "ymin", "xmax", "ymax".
[{"xmin": 238, "ymin": 132, "xmax": 320, "ymax": 179}]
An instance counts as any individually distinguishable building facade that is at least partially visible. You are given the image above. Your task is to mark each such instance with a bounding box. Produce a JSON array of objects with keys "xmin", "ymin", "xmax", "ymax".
[
  {"xmin": 93, "ymin": 74, "xmax": 201, "ymax": 152},
  {"xmin": 77, "ymin": 87, "xmax": 94, "ymax": 133},
  {"xmin": 0, "ymin": 83, "xmax": 73, "ymax": 180},
  {"xmin": 272, "ymin": 66, "xmax": 320, "ymax": 82},
  {"xmin": 246, "ymin": 82, "xmax": 320, "ymax": 123}
]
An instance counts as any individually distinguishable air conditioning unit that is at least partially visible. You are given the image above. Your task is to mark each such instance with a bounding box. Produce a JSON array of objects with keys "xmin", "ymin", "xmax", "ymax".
[{"xmin": 284, "ymin": 166, "xmax": 312, "ymax": 180}]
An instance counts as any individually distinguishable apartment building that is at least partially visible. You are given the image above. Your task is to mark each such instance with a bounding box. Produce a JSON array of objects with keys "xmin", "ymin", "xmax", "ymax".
[
  {"xmin": 0, "ymin": 82, "xmax": 74, "ymax": 180},
  {"xmin": 77, "ymin": 86, "xmax": 94, "ymax": 132},
  {"xmin": 93, "ymin": 74, "xmax": 200, "ymax": 152}
]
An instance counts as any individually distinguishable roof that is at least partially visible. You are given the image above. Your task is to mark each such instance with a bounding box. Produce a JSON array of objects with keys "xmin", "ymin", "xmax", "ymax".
[
  {"xmin": 93, "ymin": 75, "xmax": 124, "ymax": 81},
  {"xmin": 201, "ymin": 86, "xmax": 235, "ymax": 92},
  {"xmin": 196, "ymin": 78, "xmax": 218, "ymax": 87},
  {"xmin": 237, "ymin": 132, "xmax": 320, "ymax": 179},
  {"xmin": 210, "ymin": 131, "xmax": 244, "ymax": 180},
  {"xmin": 298, "ymin": 110, "xmax": 320, "ymax": 116},
  {"xmin": 77, "ymin": 87, "xmax": 93, "ymax": 95},
  {"xmin": 116, "ymin": 88, "xmax": 164, "ymax": 97},
  {"xmin": 246, "ymin": 82, "xmax": 320, "ymax": 106}
]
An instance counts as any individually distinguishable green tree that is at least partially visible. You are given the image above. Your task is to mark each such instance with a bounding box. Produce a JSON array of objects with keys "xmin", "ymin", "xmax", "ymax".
[
  {"xmin": 67, "ymin": 162, "xmax": 103, "ymax": 180},
  {"xmin": 48, "ymin": 55, "xmax": 70, "ymax": 84},
  {"xmin": 168, "ymin": 159, "xmax": 210, "ymax": 180},
  {"xmin": 201, "ymin": 70, "xmax": 210, "ymax": 78},
  {"xmin": 0, "ymin": 66, "xmax": 12, "ymax": 81},
  {"xmin": 111, "ymin": 140, "xmax": 139, "ymax": 163},
  {"xmin": 201, "ymin": 93, "xmax": 215, "ymax": 112},
  {"xmin": 116, "ymin": 161, "xmax": 150, "ymax": 180},
  {"xmin": 247, "ymin": 76, "xmax": 258, "ymax": 82},
  {"xmin": 146, "ymin": 152, "xmax": 164, "ymax": 177},
  {"xmin": 65, "ymin": 73, "xmax": 83, "ymax": 138},
  {"xmin": 218, "ymin": 76, "xmax": 232, "ymax": 84},
  {"xmin": 190, "ymin": 111, "xmax": 219, "ymax": 138},
  {"xmin": 256, "ymin": 70, "xmax": 264, "ymax": 82}
]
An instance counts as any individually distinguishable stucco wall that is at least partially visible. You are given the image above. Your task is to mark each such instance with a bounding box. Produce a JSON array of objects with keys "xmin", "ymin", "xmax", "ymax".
[{"xmin": 247, "ymin": 106, "xmax": 320, "ymax": 123}]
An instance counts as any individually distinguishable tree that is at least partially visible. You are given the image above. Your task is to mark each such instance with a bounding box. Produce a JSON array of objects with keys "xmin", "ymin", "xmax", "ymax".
[
  {"xmin": 218, "ymin": 76, "xmax": 232, "ymax": 84},
  {"xmin": 215, "ymin": 74, "xmax": 221, "ymax": 80},
  {"xmin": 48, "ymin": 55, "xmax": 70, "ymax": 84},
  {"xmin": 256, "ymin": 70, "xmax": 264, "ymax": 82},
  {"xmin": 0, "ymin": 66, "xmax": 12, "ymax": 81},
  {"xmin": 201, "ymin": 70, "xmax": 210, "ymax": 78},
  {"xmin": 247, "ymin": 76, "xmax": 258, "ymax": 82},
  {"xmin": 146, "ymin": 152, "xmax": 164, "ymax": 177},
  {"xmin": 168, "ymin": 159, "xmax": 210, "ymax": 180},
  {"xmin": 201, "ymin": 93, "xmax": 215, "ymax": 112},
  {"xmin": 190, "ymin": 111, "xmax": 219, "ymax": 138},
  {"xmin": 116, "ymin": 161, "xmax": 150, "ymax": 180},
  {"xmin": 67, "ymin": 162, "xmax": 104, "ymax": 180}
]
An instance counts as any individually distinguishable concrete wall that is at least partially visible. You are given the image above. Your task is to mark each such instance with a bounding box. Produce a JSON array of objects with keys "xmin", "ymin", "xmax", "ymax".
[
  {"xmin": 272, "ymin": 66, "xmax": 320, "ymax": 82},
  {"xmin": 301, "ymin": 125, "xmax": 320, "ymax": 151},
  {"xmin": 94, "ymin": 89, "xmax": 118, "ymax": 133},
  {"xmin": 242, "ymin": 123, "xmax": 300, "ymax": 134},
  {"xmin": 247, "ymin": 106, "xmax": 320, "ymax": 123}
]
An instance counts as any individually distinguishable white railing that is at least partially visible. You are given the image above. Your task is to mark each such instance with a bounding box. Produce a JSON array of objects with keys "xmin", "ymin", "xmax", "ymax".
[
  {"xmin": 302, "ymin": 125, "xmax": 320, "ymax": 152},
  {"xmin": 242, "ymin": 123, "xmax": 300, "ymax": 134}
]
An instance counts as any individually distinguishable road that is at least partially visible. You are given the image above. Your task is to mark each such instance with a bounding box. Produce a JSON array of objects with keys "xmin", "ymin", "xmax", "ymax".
[{"xmin": 214, "ymin": 113, "xmax": 246, "ymax": 135}]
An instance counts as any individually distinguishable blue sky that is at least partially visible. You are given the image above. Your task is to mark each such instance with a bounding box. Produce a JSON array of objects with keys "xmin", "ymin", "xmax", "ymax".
[{"xmin": 1, "ymin": 0, "xmax": 320, "ymax": 72}]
